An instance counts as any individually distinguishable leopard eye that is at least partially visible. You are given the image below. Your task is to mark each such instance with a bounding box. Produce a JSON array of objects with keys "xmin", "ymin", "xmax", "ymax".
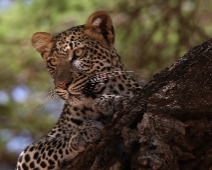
[{"xmin": 74, "ymin": 48, "xmax": 84, "ymax": 57}]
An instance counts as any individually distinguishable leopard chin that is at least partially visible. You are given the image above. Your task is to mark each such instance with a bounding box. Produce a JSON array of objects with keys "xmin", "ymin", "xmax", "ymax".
[
  {"xmin": 67, "ymin": 94, "xmax": 84, "ymax": 105},
  {"xmin": 67, "ymin": 94, "xmax": 93, "ymax": 106},
  {"xmin": 55, "ymin": 87, "xmax": 84, "ymax": 102}
]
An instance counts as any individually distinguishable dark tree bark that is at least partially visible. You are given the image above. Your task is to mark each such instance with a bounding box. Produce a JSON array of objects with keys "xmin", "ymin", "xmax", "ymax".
[{"xmin": 65, "ymin": 38, "xmax": 212, "ymax": 170}]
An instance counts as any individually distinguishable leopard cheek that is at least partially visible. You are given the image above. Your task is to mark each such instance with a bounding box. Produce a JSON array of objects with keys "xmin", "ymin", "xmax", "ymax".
[
  {"xmin": 72, "ymin": 60, "xmax": 83, "ymax": 71},
  {"xmin": 47, "ymin": 68, "xmax": 56, "ymax": 79}
]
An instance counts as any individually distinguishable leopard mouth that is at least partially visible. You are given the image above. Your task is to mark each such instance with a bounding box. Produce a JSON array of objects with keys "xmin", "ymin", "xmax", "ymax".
[
  {"xmin": 55, "ymin": 87, "xmax": 87, "ymax": 105},
  {"xmin": 55, "ymin": 75, "xmax": 101, "ymax": 103}
]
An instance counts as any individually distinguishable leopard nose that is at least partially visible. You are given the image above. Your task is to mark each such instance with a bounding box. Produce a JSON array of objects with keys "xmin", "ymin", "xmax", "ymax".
[{"xmin": 57, "ymin": 81, "xmax": 71, "ymax": 90}]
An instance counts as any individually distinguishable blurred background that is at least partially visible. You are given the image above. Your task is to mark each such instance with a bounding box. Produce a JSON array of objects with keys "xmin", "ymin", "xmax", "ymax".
[{"xmin": 0, "ymin": 0, "xmax": 211, "ymax": 169}]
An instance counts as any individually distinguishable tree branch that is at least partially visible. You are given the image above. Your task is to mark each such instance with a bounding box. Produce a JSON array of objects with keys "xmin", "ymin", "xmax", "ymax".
[{"xmin": 65, "ymin": 38, "xmax": 212, "ymax": 170}]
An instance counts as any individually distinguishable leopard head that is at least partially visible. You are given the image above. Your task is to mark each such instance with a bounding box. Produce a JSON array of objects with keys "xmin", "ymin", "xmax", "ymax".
[{"xmin": 31, "ymin": 11, "xmax": 124, "ymax": 105}]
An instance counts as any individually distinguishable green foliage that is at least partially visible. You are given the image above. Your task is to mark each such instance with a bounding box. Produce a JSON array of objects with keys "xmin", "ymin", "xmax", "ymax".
[{"xmin": 0, "ymin": 0, "xmax": 211, "ymax": 168}]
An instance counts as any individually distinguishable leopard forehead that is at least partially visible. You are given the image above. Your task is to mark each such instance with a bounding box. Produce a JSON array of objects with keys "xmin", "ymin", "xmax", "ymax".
[
  {"xmin": 51, "ymin": 25, "xmax": 111, "ymax": 59},
  {"xmin": 49, "ymin": 26, "xmax": 81, "ymax": 57}
]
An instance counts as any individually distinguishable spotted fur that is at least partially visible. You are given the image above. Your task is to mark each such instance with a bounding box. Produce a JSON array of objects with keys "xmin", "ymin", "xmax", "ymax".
[{"xmin": 16, "ymin": 11, "xmax": 141, "ymax": 170}]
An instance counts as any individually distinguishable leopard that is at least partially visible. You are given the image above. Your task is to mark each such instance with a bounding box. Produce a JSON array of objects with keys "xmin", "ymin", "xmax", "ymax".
[{"xmin": 16, "ymin": 11, "xmax": 142, "ymax": 170}]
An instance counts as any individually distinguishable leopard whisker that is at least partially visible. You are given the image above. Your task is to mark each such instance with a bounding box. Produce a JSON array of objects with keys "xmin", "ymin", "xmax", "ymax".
[
  {"xmin": 28, "ymin": 88, "xmax": 59, "ymax": 111},
  {"xmin": 89, "ymin": 70, "xmax": 136, "ymax": 84},
  {"xmin": 40, "ymin": 88, "xmax": 57, "ymax": 97}
]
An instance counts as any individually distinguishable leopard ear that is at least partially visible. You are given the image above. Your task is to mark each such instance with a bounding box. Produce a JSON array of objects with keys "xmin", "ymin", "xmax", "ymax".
[
  {"xmin": 84, "ymin": 11, "xmax": 115, "ymax": 48},
  {"xmin": 31, "ymin": 32, "xmax": 53, "ymax": 60}
]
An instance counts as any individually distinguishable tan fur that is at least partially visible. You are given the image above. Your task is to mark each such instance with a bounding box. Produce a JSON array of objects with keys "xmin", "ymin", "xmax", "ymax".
[
  {"xmin": 31, "ymin": 32, "xmax": 53, "ymax": 60},
  {"xmin": 84, "ymin": 11, "xmax": 114, "ymax": 49},
  {"xmin": 17, "ymin": 11, "xmax": 142, "ymax": 170}
]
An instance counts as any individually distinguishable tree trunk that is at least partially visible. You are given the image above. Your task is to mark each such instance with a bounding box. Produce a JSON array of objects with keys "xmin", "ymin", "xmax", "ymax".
[{"xmin": 65, "ymin": 38, "xmax": 212, "ymax": 170}]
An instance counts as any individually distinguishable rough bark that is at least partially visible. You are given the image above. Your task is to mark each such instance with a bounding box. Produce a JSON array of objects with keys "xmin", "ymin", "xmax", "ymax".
[{"xmin": 65, "ymin": 38, "xmax": 212, "ymax": 170}]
